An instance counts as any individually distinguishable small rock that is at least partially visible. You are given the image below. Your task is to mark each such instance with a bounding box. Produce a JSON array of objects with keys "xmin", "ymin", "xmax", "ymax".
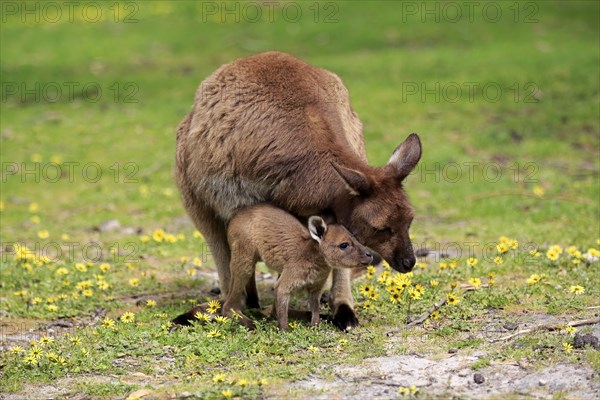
[
  {"xmin": 503, "ymin": 322, "xmax": 518, "ymax": 331},
  {"xmin": 538, "ymin": 379, "xmax": 547, "ymax": 386},
  {"xmin": 573, "ymin": 333, "xmax": 599, "ymax": 349},
  {"xmin": 210, "ymin": 287, "xmax": 221, "ymax": 295},
  {"xmin": 458, "ymin": 369, "xmax": 470, "ymax": 377},
  {"xmin": 96, "ymin": 219, "xmax": 121, "ymax": 232},
  {"xmin": 448, "ymin": 348, "xmax": 458, "ymax": 354},
  {"xmin": 127, "ymin": 389, "xmax": 152, "ymax": 398},
  {"xmin": 474, "ymin": 373, "xmax": 485, "ymax": 384}
]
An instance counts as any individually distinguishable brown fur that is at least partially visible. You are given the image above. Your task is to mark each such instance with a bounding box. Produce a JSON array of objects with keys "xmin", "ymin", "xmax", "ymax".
[
  {"xmin": 223, "ymin": 204, "xmax": 372, "ymax": 331},
  {"xmin": 175, "ymin": 51, "xmax": 421, "ymax": 329}
]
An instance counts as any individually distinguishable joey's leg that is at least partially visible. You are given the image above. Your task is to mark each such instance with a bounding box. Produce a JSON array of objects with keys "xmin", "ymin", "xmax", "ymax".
[
  {"xmin": 330, "ymin": 269, "xmax": 359, "ymax": 331},
  {"xmin": 222, "ymin": 247, "xmax": 257, "ymax": 329}
]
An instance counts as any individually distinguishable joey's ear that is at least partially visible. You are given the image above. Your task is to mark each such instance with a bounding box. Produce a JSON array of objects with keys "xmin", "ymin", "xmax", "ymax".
[
  {"xmin": 388, "ymin": 133, "xmax": 422, "ymax": 180},
  {"xmin": 330, "ymin": 162, "xmax": 372, "ymax": 196},
  {"xmin": 308, "ymin": 216, "xmax": 327, "ymax": 243}
]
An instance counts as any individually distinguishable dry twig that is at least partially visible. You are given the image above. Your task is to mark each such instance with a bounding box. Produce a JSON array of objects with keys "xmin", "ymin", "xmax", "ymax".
[{"xmin": 490, "ymin": 317, "xmax": 600, "ymax": 342}]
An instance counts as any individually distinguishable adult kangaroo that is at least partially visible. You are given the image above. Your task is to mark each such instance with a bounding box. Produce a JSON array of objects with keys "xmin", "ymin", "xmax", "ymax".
[{"xmin": 175, "ymin": 51, "xmax": 422, "ymax": 330}]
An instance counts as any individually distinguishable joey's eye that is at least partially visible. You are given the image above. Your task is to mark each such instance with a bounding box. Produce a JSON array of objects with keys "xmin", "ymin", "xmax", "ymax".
[{"xmin": 339, "ymin": 242, "xmax": 350, "ymax": 250}]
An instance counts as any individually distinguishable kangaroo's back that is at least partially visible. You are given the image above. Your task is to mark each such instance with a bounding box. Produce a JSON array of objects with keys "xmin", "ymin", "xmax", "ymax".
[{"xmin": 176, "ymin": 51, "xmax": 365, "ymax": 221}]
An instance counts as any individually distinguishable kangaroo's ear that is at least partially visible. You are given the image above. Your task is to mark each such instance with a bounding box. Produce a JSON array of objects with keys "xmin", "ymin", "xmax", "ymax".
[
  {"xmin": 308, "ymin": 216, "xmax": 327, "ymax": 243},
  {"xmin": 388, "ymin": 133, "xmax": 422, "ymax": 180},
  {"xmin": 330, "ymin": 162, "xmax": 373, "ymax": 196}
]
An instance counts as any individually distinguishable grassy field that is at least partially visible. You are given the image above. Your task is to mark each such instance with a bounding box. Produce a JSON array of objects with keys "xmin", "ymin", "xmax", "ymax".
[{"xmin": 1, "ymin": 1, "xmax": 599, "ymax": 399}]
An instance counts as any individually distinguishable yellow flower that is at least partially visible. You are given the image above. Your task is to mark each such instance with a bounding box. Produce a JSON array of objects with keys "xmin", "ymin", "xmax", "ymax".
[
  {"xmin": 37, "ymin": 230, "xmax": 49, "ymax": 239},
  {"xmin": 408, "ymin": 287, "xmax": 421, "ymax": 300},
  {"xmin": 212, "ymin": 374, "xmax": 226, "ymax": 383},
  {"xmin": 120, "ymin": 312, "xmax": 135, "ymax": 323},
  {"xmin": 467, "ymin": 257, "xmax": 478, "ymax": 267},
  {"xmin": 146, "ymin": 299, "xmax": 157, "ymax": 308},
  {"xmin": 389, "ymin": 291, "xmax": 403, "ymax": 304},
  {"xmin": 32, "ymin": 297, "xmax": 41, "ymax": 305},
  {"xmin": 140, "ymin": 235, "xmax": 150, "ymax": 243},
  {"xmin": 307, "ymin": 345, "xmax": 318, "ymax": 353},
  {"xmin": 546, "ymin": 249, "xmax": 560, "ymax": 261},
  {"xmin": 99, "ymin": 263, "xmax": 111, "ymax": 272},
  {"xmin": 571, "ymin": 258, "xmax": 581, "ymax": 265},
  {"xmin": 23, "ymin": 355, "xmax": 38, "ymax": 365},
  {"xmin": 221, "ymin": 390, "xmax": 233, "ymax": 398},
  {"xmin": 448, "ymin": 261, "xmax": 457, "ymax": 269},
  {"xmin": 508, "ymin": 239, "xmax": 519, "ymax": 250},
  {"xmin": 193, "ymin": 258, "xmax": 203, "ymax": 267},
  {"xmin": 361, "ymin": 300, "xmax": 374, "ymax": 310},
  {"xmin": 152, "ymin": 229, "xmax": 165, "ymax": 242},
  {"xmin": 563, "ymin": 342, "xmax": 573, "ymax": 353},
  {"xmin": 69, "ymin": 336, "xmax": 82, "ymax": 345},
  {"xmin": 430, "ymin": 311, "xmax": 440, "ymax": 320},
  {"xmin": 568, "ymin": 285, "xmax": 585, "ymax": 295},
  {"xmin": 195, "ymin": 312, "xmax": 210, "ymax": 322},
  {"xmin": 186, "ymin": 268, "xmax": 196, "ymax": 276},
  {"xmin": 97, "ymin": 281, "xmax": 110, "ymax": 290},
  {"xmin": 377, "ymin": 270, "xmax": 391, "ymax": 284},
  {"xmin": 532, "ymin": 186, "xmax": 544, "ymax": 197},
  {"xmin": 0, "ymin": 201, "xmax": 3, "ymax": 212},
  {"xmin": 414, "ymin": 284, "xmax": 425, "ymax": 294},
  {"xmin": 493, "ymin": 256, "xmax": 503, "ymax": 265},
  {"xmin": 496, "ymin": 243, "xmax": 509, "ymax": 254},
  {"xmin": 416, "ymin": 262, "xmax": 427, "ymax": 269},
  {"xmin": 359, "ymin": 284, "xmax": 375, "ymax": 297},
  {"xmin": 165, "ymin": 233, "xmax": 177, "ymax": 243},
  {"xmin": 488, "ymin": 279, "xmax": 496, "ymax": 286},
  {"xmin": 447, "ymin": 293, "xmax": 460, "ymax": 305},
  {"xmin": 75, "ymin": 263, "xmax": 87, "ymax": 272},
  {"xmin": 468, "ymin": 277, "xmax": 482, "ymax": 288},
  {"xmin": 180, "ymin": 256, "xmax": 189, "ymax": 263},
  {"xmin": 56, "ymin": 267, "xmax": 69, "ymax": 276},
  {"xmin": 288, "ymin": 321, "xmax": 298, "ymax": 329},
  {"xmin": 193, "ymin": 231, "xmax": 203, "ymax": 239},
  {"xmin": 82, "ymin": 289, "xmax": 93, "ymax": 297},
  {"xmin": 46, "ymin": 304, "xmax": 58, "ymax": 312},
  {"xmin": 29, "ymin": 202, "xmax": 39, "ymax": 212},
  {"xmin": 10, "ymin": 345, "xmax": 24, "ymax": 354},
  {"xmin": 438, "ymin": 262, "xmax": 447, "ymax": 270},
  {"xmin": 526, "ymin": 274, "xmax": 541, "ymax": 285},
  {"xmin": 76, "ymin": 280, "xmax": 92, "ymax": 290},
  {"xmin": 102, "ymin": 318, "xmax": 115, "ymax": 328},
  {"xmin": 366, "ymin": 265, "xmax": 376, "ymax": 278},
  {"xmin": 398, "ymin": 385, "xmax": 418, "ymax": 396},
  {"xmin": 207, "ymin": 300, "xmax": 221, "ymax": 314},
  {"xmin": 450, "ymin": 280, "xmax": 458, "ymax": 289},
  {"xmin": 368, "ymin": 288, "xmax": 380, "ymax": 301},
  {"xmin": 214, "ymin": 315, "xmax": 229, "ymax": 324},
  {"xmin": 129, "ymin": 278, "xmax": 139, "ymax": 287},
  {"xmin": 206, "ymin": 329, "xmax": 222, "ymax": 338},
  {"xmin": 30, "ymin": 215, "xmax": 40, "ymax": 224},
  {"xmin": 237, "ymin": 379, "xmax": 249, "ymax": 387},
  {"xmin": 430, "ymin": 280, "xmax": 439, "ymax": 288},
  {"xmin": 39, "ymin": 336, "xmax": 54, "ymax": 345},
  {"xmin": 529, "ymin": 249, "xmax": 540, "ymax": 257},
  {"xmin": 256, "ymin": 378, "xmax": 268, "ymax": 386},
  {"xmin": 564, "ymin": 326, "xmax": 577, "ymax": 335}
]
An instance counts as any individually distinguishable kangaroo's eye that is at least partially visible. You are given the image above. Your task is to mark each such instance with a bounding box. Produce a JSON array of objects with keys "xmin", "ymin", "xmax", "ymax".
[{"xmin": 339, "ymin": 242, "xmax": 350, "ymax": 250}]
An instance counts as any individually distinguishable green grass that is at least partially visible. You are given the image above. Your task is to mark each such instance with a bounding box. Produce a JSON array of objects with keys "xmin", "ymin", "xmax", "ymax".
[{"xmin": 1, "ymin": 1, "xmax": 599, "ymax": 398}]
